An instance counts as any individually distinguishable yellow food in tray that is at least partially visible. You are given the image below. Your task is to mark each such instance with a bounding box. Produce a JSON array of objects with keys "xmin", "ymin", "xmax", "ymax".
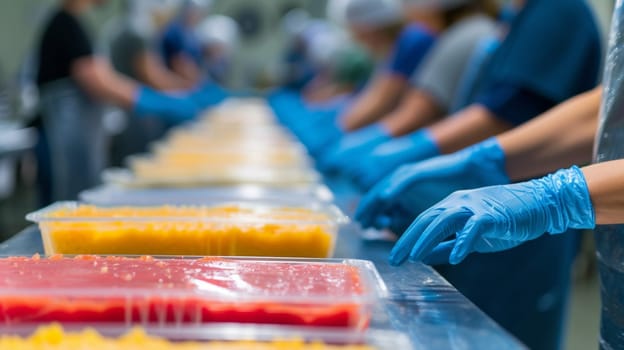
[
  {"xmin": 128, "ymin": 158, "xmax": 318, "ymax": 187},
  {"xmin": 29, "ymin": 203, "xmax": 342, "ymax": 257},
  {"xmin": 0, "ymin": 324, "xmax": 375, "ymax": 350}
]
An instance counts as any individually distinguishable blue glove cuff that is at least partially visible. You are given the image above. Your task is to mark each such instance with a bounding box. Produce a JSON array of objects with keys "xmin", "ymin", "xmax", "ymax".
[
  {"xmin": 132, "ymin": 86, "xmax": 153, "ymax": 117},
  {"xmin": 411, "ymin": 129, "xmax": 440, "ymax": 156},
  {"xmin": 466, "ymin": 137, "xmax": 510, "ymax": 185},
  {"xmin": 541, "ymin": 166, "xmax": 596, "ymax": 233}
]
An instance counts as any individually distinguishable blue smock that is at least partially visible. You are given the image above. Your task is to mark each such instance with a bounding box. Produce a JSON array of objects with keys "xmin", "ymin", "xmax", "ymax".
[
  {"xmin": 160, "ymin": 21, "xmax": 204, "ymax": 69},
  {"xmin": 435, "ymin": 1, "xmax": 602, "ymax": 349},
  {"xmin": 384, "ymin": 24, "xmax": 435, "ymax": 79},
  {"xmin": 474, "ymin": 0, "xmax": 602, "ymax": 126}
]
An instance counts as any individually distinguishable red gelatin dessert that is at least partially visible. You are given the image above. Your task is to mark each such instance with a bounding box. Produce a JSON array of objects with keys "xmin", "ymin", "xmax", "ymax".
[{"xmin": 0, "ymin": 255, "xmax": 382, "ymax": 329}]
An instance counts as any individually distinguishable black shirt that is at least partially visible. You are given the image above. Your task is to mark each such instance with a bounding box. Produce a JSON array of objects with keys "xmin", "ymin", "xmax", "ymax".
[{"xmin": 36, "ymin": 9, "xmax": 93, "ymax": 87}]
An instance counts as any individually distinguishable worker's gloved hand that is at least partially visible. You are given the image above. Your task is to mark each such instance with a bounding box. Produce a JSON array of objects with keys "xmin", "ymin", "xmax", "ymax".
[
  {"xmin": 297, "ymin": 112, "xmax": 344, "ymax": 156},
  {"xmin": 389, "ymin": 166, "xmax": 596, "ymax": 266},
  {"xmin": 188, "ymin": 81, "xmax": 228, "ymax": 108},
  {"xmin": 350, "ymin": 130, "xmax": 439, "ymax": 188},
  {"xmin": 133, "ymin": 87, "xmax": 201, "ymax": 123},
  {"xmin": 318, "ymin": 124, "xmax": 390, "ymax": 173},
  {"xmin": 356, "ymin": 138, "xmax": 509, "ymax": 232}
]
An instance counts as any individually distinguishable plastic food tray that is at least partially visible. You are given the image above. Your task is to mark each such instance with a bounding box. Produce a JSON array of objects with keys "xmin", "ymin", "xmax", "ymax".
[
  {"xmin": 79, "ymin": 184, "xmax": 335, "ymax": 206},
  {"xmin": 166, "ymin": 129, "xmax": 297, "ymax": 147},
  {"xmin": 102, "ymin": 167, "xmax": 321, "ymax": 188},
  {"xmin": 0, "ymin": 256, "xmax": 386, "ymax": 330},
  {"xmin": 27, "ymin": 201, "xmax": 348, "ymax": 257},
  {"xmin": 145, "ymin": 146, "xmax": 312, "ymax": 169},
  {"xmin": 0, "ymin": 324, "xmax": 411, "ymax": 349}
]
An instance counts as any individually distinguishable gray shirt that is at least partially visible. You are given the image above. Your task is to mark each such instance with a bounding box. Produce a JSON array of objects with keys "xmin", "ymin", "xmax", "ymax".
[
  {"xmin": 110, "ymin": 25, "xmax": 151, "ymax": 81},
  {"xmin": 412, "ymin": 15, "xmax": 497, "ymax": 112}
]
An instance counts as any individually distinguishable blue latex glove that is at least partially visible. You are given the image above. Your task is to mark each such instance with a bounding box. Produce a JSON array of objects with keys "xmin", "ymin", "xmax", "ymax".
[
  {"xmin": 356, "ymin": 138, "xmax": 509, "ymax": 233},
  {"xmin": 318, "ymin": 124, "xmax": 390, "ymax": 173},
  {"xmin": 133, "ymin": 87, "xmax": 201, "ymax": 123},
  {"xmin": 389, "ymin": 166, "xmax": 596, "ymax": 266},
  {"xmin": 349, "ymin": 129, "xmax": 439, "ymax": 188},
  {"xmin": 188, "ymin": 81, "xmax": 228, "ymax": 108},
  {"xmin": 297, "ymin": 112, "xmax": 344, "ymax": 156}
]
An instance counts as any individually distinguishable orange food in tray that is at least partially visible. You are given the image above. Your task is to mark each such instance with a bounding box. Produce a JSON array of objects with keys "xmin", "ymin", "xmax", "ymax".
[
  {"xmin": 0, "ymin": 324, "xmax": 375, "ymax": 349},
  {"xmin": 28, "ymin": 203, "xmax": 344, "ymax": 257}
]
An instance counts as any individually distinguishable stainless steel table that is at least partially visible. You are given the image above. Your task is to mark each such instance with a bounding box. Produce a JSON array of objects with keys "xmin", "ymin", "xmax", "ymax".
[{"xmin": 0, "ymin": 177, "xmax": 527, "ymax": 349}]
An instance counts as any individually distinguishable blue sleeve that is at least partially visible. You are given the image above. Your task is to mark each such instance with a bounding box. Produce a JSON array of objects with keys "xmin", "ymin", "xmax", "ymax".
[
  {"xmin": 475, "ymin": 82, "xmax": 555, "ymax": 126},
  {"xmin": 160, "ymin": 25, "xmax": 185, "ymax": 66},
  {"xmin": 385, "ymin": 25, "xmax": 435, "ymax": 79}
]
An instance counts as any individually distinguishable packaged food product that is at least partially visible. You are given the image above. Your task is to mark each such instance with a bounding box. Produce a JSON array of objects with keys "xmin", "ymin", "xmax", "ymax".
[
  {"xmin": 0, "ymin": 324, "xmax": 409, "ymax": 349},
  {"xmin": 27, "ymin": 202, "xmax": 346, "ymax": 257},
  {"xmin": 0, "ymin": 256, "xmax": 384, "ymax": 329},
  {"xmin": 79, "ymin": 184, "xmax": 334, "ymax": 206}
]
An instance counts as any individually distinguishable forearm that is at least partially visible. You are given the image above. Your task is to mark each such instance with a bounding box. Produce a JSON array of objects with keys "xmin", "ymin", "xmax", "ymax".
[
  {"xmin": 429, "ymin": 104, "xmax": 512, "ymax": 154},
  {"xmin": 380, "ymin": 89, "xmax": 442, "ymax": 136},
  {"xmin": 171, "ymin": 54, "xmax": 201, "ymax": 83},
  {"xmin": 135, "ymin": 53, "xmax": 194, "ymax": 91},
  {"xmin": 582, "ymin": 160, "xmax": 624, "ymax": 224},
  {"xmin": 340, "ymin": 75, "xmax": 405, "ymax": 131},
  {"xmin": 72, "ymin": 57, "xmax": 137, "ymax": 108},
  {"xmin": 499, "ymin": 87, "xmax": 601, "ymax": 181}
]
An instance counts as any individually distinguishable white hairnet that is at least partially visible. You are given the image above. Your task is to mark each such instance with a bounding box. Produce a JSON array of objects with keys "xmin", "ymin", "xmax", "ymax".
[
  {"xmin": 344, "ymin": 0, "xmax": 402, "ymax": 27},
  {"xmin": 326, "ymin": 0, "xmax": 350, "ymax": 25},
  {"xmin": 303, "ymin": 20, "xmax": 349, "ymax": 67},
  {"xmin": 402, "ymin": 0, "xmax": 473, "ymax": 9},
  {"xmin": 196, "ymin": 15, "xmax": 240, "ymax": 53},
  {"xmin": 281, "ymin": 9, "xmax": 311, "ymax": 38},
  {"xmin": 126, "ymin": 0, "xmax": 178, "ymax": 36}
]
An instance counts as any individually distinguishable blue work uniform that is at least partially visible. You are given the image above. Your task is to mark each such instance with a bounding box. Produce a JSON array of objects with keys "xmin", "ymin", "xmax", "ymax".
[
  {"xmin": 435, "ymin": 1, "xmax": 602, "ymax": 350},
  {"xmin": 384, "ymin": 24, "xmax": 435, "ymax": 80},
  {"xmin": 160, "ymin": 21, "xmax": 204, "ymax": 69}
]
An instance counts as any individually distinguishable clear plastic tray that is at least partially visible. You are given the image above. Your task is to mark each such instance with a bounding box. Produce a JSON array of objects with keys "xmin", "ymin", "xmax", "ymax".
[
  {"xmin": 145, "ymin": 145, "xmax": 312, "ymax": 168},
  {"xmin": 79, "ymin": 184, "xmax": 335, "ymax": 206},
  {"xmin": 27, "ymin": 201, "xmax": 348, "ymax": 258},
  {"xmin": 0, "ymin": 324, "xmax": 411, "ymax": 349},
  {"xmin": 0, "ymin": 256, "xmax": 385, "ymax": 330},
  {"xmin": 102, "ymin": 167, "xmax": 321, "ymax": 188}
]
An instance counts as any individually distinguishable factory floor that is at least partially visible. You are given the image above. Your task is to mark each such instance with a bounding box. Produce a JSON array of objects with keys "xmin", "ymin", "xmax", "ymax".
[{"xmin": 0, "ymin": 176, "xmax": 604, "ymax": 350}]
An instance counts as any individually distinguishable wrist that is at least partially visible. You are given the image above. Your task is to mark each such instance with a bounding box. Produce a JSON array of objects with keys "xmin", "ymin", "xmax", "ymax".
[
  {"xmin": 469, "ymin": 138, "xmax": 510, "ymax": 185},
  {"xmin": 541, "ymin": 166, "xmax": 596, "ymax": 233}
]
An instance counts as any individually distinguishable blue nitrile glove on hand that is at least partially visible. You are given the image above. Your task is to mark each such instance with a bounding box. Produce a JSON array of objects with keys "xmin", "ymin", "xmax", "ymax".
[
  {"xmin": 133, "ymin": 86, "xmax": 201, "ymax": 123},
  {"xmin": 188, "ymin": 81, "xmax": 228, "ymax": 108},
  {"xmin": 356, "ymin": 138, "xmax": 509, "ymax": 233},
  {"xmin": 350, "ymin": 129, "xmax": 440, "ymax": 189},
  {"xmin": 318, "ymin": 124, "xmax": 391, "ymax": 173},
  {"xmin": 389, "ymin": 166, "xmax": 596, "ymax": 266}
]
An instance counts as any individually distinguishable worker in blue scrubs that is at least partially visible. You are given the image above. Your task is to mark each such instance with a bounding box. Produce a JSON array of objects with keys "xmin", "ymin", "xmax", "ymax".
[
  {"xmin": 316, "ymin": 0, "xmax": 436, "ymax": 170},
  {"xmin": 160, "ymin": 0, "xmax": 210, "ymax": 83},
  {"xmin": 353, "ymin": 1, "xmax": 602, "ymax": 349},
  {"xmin": 326, "ymin": 0, "xmax": 501, "ymax": 179},
  {"xmin": 329, "ymin": 0, "xmax": 601, "ymax": 187}
]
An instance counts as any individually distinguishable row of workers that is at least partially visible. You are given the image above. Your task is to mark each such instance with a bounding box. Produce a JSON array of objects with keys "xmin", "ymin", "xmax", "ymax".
[
  {"xmin": 34, "ymin": 0, "xmax": 237, "ymax": 203},
  {"xmin": 270, "ymin": 0, "xmax": 607, "ymax": 349}
]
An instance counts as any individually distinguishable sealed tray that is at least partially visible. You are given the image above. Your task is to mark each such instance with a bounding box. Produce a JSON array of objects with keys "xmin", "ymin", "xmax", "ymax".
[
  {"xmin": 145, "ymin": 146, "xmax": 312, "ymax": 168},
  {"xmin": 163, "ymin": 127, "xmax": 298, "ymax": 149},
  {"xmin": 27, "ymin": 202, "xmax": 347, "ymax": 257},
  {"xmin": 79, "ymin": 184, "xmax": 335, "ymax": 206},
  {"xmin": 102, "ymin": 166, "xmax": 320, "ymax": 188},
  {"xmin": 0, "ymin": 324, "xmax": 411, "ymax": 349},
  {"xmin": 0, "ymin": 256, "xmax": 385, "ymax": 329}
]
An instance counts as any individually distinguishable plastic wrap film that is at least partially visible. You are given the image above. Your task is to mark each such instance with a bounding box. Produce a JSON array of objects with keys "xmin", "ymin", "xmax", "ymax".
[
  {"xmin": 0, "ymin": 256, "xmax": 383, "ymax": 329},
  {"xmin": 594, "ymin": 1, "xmax": 624, "ymax": 349}
]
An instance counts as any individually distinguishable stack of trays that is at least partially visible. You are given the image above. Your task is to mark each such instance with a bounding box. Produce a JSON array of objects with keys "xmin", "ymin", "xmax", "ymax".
[
  {"xmin": 104, "ymin": 99, "xmax": 320, "ymax": 188},
  {"xmin": 1, "ymin": 98, "xmax": 409, "ymax": 349}
]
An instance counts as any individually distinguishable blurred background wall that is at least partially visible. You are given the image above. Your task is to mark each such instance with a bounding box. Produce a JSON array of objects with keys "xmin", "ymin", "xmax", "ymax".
[{"xmin": 0, "ymin": 0, "xmax": 614, "ymax": 90}]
